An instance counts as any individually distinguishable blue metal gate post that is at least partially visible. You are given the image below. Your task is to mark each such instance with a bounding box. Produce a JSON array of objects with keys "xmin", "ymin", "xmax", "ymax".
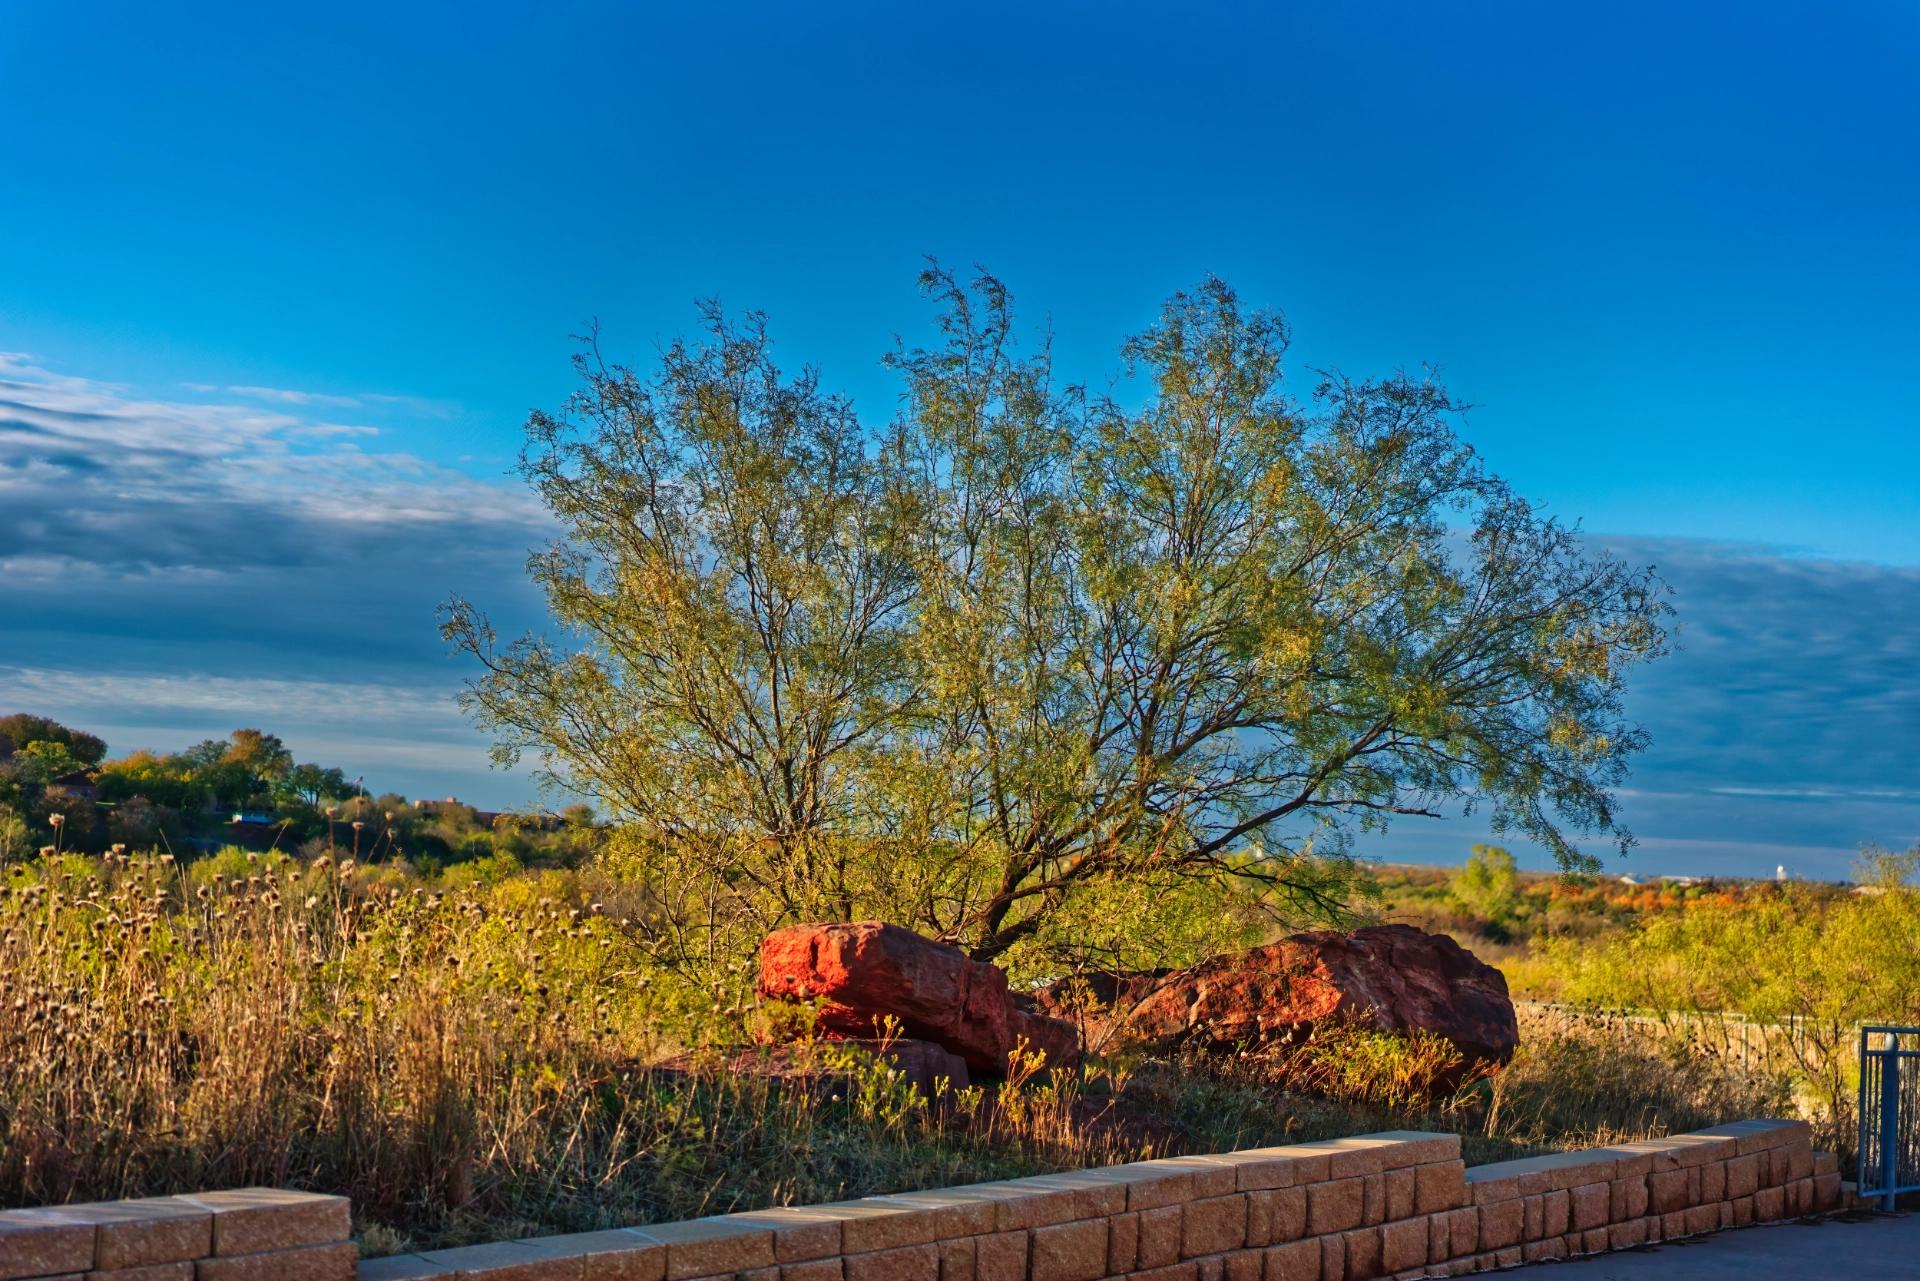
[{"xmin": 1883, "ymin": 1030, "xmax": 1903, "ymax": 1211}]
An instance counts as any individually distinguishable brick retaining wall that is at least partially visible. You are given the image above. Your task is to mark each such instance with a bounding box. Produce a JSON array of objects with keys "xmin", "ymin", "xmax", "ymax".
[{"xmin": 0, "ymin": 1120, "xmax": 1846, "ymax": 1281}]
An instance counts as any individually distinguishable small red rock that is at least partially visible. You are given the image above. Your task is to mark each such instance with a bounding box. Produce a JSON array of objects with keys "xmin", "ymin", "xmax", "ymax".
[{"xmin": 757, "ymin": 921, "xmax": 1080, "ymax": 1075}]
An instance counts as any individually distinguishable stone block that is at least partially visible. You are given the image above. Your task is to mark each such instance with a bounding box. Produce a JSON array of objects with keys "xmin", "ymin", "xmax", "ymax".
[
  {"xmin": 170, "ymin": 1192, "xmax": 349, "ymax": 1259},
  {"xmin": 1012, "ymin": 1175, "xmax": 1128, "ymax": 1221},
  {"xmin": 1423, "ymin": 1214, "xmax": 1448, "ymax": 1265},
  {"xmin": 1109, "ymin": 1215, "xmax": 1139, "ymax": 1273},
  {"xmin": 42, "ymin": 1200, "xmax": 211, "ymax": 1271},
  {"xmin": 1224, "ymin": 1249, "xmax": 1262, "ymax": 1281},
  {"xmin": 630, "ymin": 1220, "xmax": 776, "ymax": 1281},
  {"xmin": 974, "ymin": 1233, "xmax": 1027, "ymax": 1281},
  {"xmin": 1030, "ymin": 1221, "xmax": 1107, "ymax": 1281},
  {"xmin": 715, "ymin": 1211, "xmax": 844, "ymax": 1264},
  {"xmin": 938, "ymin": 1237, "xmax": 974, "ymax": 1281},
  {"xmin": 1698, "ymin": 1162, "xmax": 1726, "ymax": 1204},
  {"xmin": 1316, "ymin": 1234, "xmax": 1342, "ymax": 1281},
  {"xmin": 1648, "ymin": 1169, "xmax": 1689, "ymax": 1215},
  {"xmin": 1133, "ymin": 1267, "xmax": 1196, "ymax": 1281},
  {"xmin": 1410, "ymin": 1165, "xmax": 1463, "ymax": 1217},
  {"xmin": 1788, "ymin": 1146, "xmax": 1814, "ymax": 1182},
  {"xmin": 1770, "ymin": 1147, "xmax": 1796, "ymax": 1187},
  {"xmin": 1377, "ymin": 1220, "xmax": 1425, "ymax": 1276},
  {"xmin": 1262, "ymin": 1240, "xmax": 1317, "ymax": 1281},
  {"xmin": 1183, "ymin": 1198, "xmax": 1247, "ymax": 1258},
  {"xmin": 1463, "ymin": 1174, "xmax": 1521, "ymax": 1209},
  {"xmin": 1607, "ymin": 1177, "xmax": 1646, "ymax": 1223},
  {"xmin": 1724, "ymin": 1155, "xmax": 1760, "ymax": 1200},
  {"xmin": 1245, "ymin": 1196, "xmax": 1273, "ymax": 1251},
  {"xmin": 1338, "ymin": 1228, "xmax": 1377, "ymax": 1281},
  {"xmin": 92, "ymin": 1262, "xmax": 192, "ymax": 1281},
  {"xmin": 1579, "ymin": 1228, "xmax": 1607, "ymax": 1256},
  {"xmin": 861, "ymin": 1195, "xmax": 997, "ymax": 1242},
  {"xmin": 1527, "ymin": 1235, "xmax": 1570, "ymax": 1263},
  {"xmin": 1813, "ymin": 1151, "xmax": 1839, "ymax": 1178},
  {"xmin": 1264, "ymin": 1191, "xmax": 1304, "ymax": 1246},
  {"xmin": 1306, "ymin": 1182, "xmax": 1363, "ymax": 1238},
  {"xmin": 1195, "ymin": 1257, "xmax": 1223, "ymax": 1281},
  {"xmin": 1814, "ymin": 1172, "xmax": 1842, "ymax": 1211},
  {"xmin": 954, "ymin": 1181, "xmax": 1097, "ymax": 1234},
  {"xmin": 844, "ymin": 1245, "xmax": 937, "ymax": 1281},
  {"xmin": 1137, "ymin": 1208, "xmax": 1181, "ymax": 1270},
  {"xmin": 1595, "ymin": 1148, "xmax": 1653, "ymax": 1181},
  {"xmin": 1117, "ymin": 1161, "xmax": 1237, "ymax": 1210},
  {"xmin": 1, "ymin": 1209, "xmax": 97, "ymax": 1280},
  {"xmin": 1608, "ymin": 1218, "xmax": 1648, "ymax": 1250},
  {"xmin": 1538, "ymin": 1190, "xmax": 1567, "ymax": 1239},
  {"xmin": 198, "ymin": 1244, "xmax": 356, "ymax": 1281},
  {"xmin": 1344, "ymin": 1134, "xmax": 1461, "ymax": 1170},
  {"xmin": 1359, "ymin": 1178, "xmax": 1385, "ymax": 1229},
  {"xmin": 1477, "ymin": 1200, "xmax": 1522, "ymax": 1252},
  {"xmin": 1201, "ymin": 1153, "xmax": 1298, "ymax": 1194},
  {"xmin": 813, "ymin": 1205, "xmax": 942, "ymax": 1256},
  {"xmin": 785, "ymin": 1261, "xmax": 844, "ymax": 1281},
  {"xmin": 1443, "ymin": 1209, "xmax": 1476, "ymax": 1257},
  {"xmin": 1568, "ymin": 1184, "xmax": 1608, "ymax": 1233},
  {"xmin": 521, "ymin": 1233, "xmax": 663, "ymax": 1281},
  {"xmin": 1683, "ymin": 1205, "xmax": 1718, "ymax": 1236},
  {"xmin": 1380, "ymin": 1173, "xmax": 1412, "ymax": 1226},
  {"xmin": 1694, "ymin": 1119, "xmax": 1807, "ymax": 1157},
  {"xmin": 1754, "ymin": 1185, "xmax": 1786, "ymax": 1221},
  {"xmin": 1519, "ymin": 1195, "xmax": 1542, "ymax": 1242}
]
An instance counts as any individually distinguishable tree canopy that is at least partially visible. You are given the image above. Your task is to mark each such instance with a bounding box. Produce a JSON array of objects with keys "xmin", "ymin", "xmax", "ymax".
[{"xmin": 446, "ymin": 268, "xmax": 1669, "ymax": 966}]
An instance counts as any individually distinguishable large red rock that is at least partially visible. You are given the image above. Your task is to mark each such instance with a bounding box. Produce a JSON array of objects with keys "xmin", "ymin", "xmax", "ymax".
[
  {"xmin": 1034, "ymin": 924, "xmax": 1517, "ymax": 1075},
  {"xmin": 757, "ymin": 921, "xmax": 1080, "ymax": 1075}
]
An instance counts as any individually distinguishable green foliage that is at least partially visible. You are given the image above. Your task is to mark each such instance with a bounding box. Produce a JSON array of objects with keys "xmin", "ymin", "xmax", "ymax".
[
  {"xmin": 447, "ymin": 269, "xmax": 1669, "ymax": 968},
  {"xmin": 14, "ymin": 740, "xmax": 84, "ymax": 784},
  {"xmin": 0, "ymin": 714, "xmax": 107, "ymax": 766},
  {"xmin": 1, "ymin": 847, "xmax": 1793, "ymax": 1252},
  {"xmin": 1519, "ymin": 847, "xmax": 1920, "ymax": 1158},
  {"xmin": 1449, "ymin": 844, "xmax": 1520, "ymax": 937}
]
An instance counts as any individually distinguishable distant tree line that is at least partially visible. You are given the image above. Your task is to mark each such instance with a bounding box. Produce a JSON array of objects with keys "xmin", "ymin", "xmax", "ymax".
[{"xmin": 0, "ymin": 715, "xmax": 594, "ymax": 868}]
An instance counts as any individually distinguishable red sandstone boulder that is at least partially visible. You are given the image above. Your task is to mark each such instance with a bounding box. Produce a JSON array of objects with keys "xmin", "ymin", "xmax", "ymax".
[
  {"xmin": 757, "ymin": 921, "xmax": 1081, "ymax": 1075},
  {"xmin": 1035, "ymin": 924, "xmax": 1517, "ymax": 1075}
]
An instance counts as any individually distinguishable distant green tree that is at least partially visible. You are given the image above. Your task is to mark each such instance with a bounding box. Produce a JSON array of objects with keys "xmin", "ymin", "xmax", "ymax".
[
  {"xmin": 276, "ymin": 763, "xmax": 349, "ymax": 809},
  {"xmin": 15, "ymin": 740, "xmax": 84, "ymax": 785},
  {"xmin": 1450, "ymin": 843, "xmax": 1521, "ymax": 933},
  {"xmin": 222, "ymin": 729, "xmax": 293, "ymax": 780},
  {"xmin": 0, "ymin": 714, "xmax": 107, "ymax": 766}
]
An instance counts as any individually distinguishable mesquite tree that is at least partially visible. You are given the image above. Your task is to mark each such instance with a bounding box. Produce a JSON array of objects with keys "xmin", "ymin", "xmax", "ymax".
[{"xmin": 444, "ymin": 268, "xmax": 1668, "ymax": 964}]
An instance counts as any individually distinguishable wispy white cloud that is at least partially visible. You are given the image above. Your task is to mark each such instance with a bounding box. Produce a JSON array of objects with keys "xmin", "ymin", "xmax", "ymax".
[
  {"xmin": 0, "ymin": 352, "xmax": 547, "ymax": 579},
  {"xmin": 179, "ymin": 381, "xmax": 458, "ymax": 417}
]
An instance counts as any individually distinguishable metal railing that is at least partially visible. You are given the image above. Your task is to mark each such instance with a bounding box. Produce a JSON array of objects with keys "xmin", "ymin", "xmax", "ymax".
[{"xmin": 1858, "ymin": 1026, "xmax": 1920, "ymax": 1210}]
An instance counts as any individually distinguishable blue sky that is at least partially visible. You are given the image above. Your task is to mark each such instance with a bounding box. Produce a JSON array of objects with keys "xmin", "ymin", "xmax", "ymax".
[{"xmin": 1, "ymin": 2, "xmax": 1914, "ymax": 878}]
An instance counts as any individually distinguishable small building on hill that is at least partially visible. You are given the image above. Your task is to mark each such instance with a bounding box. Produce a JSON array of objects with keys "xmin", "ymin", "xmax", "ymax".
[{"xmin": 47, "ymin": 770, "xmax": 99, "ymax": 801}]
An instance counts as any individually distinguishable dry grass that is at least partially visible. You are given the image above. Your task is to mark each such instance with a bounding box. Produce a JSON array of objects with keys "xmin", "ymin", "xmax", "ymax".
[{"xmin": 0, "ymin": 850, "xmax": 1806, "ymax": 1254}]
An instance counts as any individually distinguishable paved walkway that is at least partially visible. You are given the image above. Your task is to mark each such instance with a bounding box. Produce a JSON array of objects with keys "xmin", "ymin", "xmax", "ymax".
[{"xmin": 1504, "ymin": 1213, "xmax": 1920, "ymax": 1278}]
